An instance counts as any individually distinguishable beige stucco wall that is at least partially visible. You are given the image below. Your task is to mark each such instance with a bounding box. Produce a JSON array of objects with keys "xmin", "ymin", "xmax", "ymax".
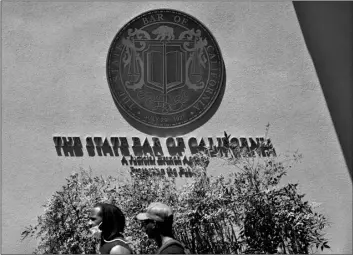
[{"xmin": 2, "ymin": 1, "xmax": 351, "ymax": 254}]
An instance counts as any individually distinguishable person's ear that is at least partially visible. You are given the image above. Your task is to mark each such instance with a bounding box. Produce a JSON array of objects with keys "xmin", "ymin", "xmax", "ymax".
[{"xmin": 154, "ymin": 221, "xmax": 160, "ymax": 230}]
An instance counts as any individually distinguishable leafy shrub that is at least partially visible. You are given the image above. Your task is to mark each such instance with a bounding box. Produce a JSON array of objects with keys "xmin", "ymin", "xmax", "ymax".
[{"xmin": 22, "ymin": 137, "xmax": 330, "ymax": 254}]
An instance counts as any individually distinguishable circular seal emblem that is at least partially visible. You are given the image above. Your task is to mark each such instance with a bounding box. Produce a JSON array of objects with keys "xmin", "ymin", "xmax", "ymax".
[{"xmin": 107, "ymin": 9, "xmax": 226, "ymax": 136}]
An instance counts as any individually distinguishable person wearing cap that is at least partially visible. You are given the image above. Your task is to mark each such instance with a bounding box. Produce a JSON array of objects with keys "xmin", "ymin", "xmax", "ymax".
[
  {"xmin": 88, "ymin": 203, "xmax": 133, "ymax": 254},
  {"xmin": 136, "ymin": 202, "xmax": 187, "ymax": 254}
]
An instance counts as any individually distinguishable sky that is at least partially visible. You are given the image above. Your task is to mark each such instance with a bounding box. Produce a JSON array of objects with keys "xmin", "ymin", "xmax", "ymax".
[{"xmin": 2, "ymin": 1, "xmax": 352, "ymax": 254}]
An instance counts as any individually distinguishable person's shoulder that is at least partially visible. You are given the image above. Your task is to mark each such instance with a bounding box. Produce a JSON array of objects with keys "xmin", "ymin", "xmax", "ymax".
[
  {"xmin": 160, "ymin": 243, "xmax": 185, "ymax": 254},
  {"xmin": 110, "ymin": 245, "xmax": 132, "ymax": 254}
]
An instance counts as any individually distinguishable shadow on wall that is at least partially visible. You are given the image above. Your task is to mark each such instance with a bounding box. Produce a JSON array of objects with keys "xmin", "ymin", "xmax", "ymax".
[{"xmin": 293, "ymin": 1, "xmax": 353, "ymax": 180}]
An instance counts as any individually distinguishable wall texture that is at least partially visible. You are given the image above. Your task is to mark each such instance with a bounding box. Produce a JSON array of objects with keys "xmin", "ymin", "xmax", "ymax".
[{"xmin": 2, "ymin": 1, "xmax": 351, "ymax": 254}]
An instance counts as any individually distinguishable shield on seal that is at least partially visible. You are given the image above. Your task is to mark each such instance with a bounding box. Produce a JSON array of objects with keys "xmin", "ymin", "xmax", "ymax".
[{"xmin": 136, "ymin": 39, "xmax": 191, "ymax": 94}]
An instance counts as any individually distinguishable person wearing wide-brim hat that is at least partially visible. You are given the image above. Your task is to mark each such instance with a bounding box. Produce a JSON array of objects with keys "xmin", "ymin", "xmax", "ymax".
[{"xmin": 136, "ymin": 202, "xmax": 188, "ymax": 254}]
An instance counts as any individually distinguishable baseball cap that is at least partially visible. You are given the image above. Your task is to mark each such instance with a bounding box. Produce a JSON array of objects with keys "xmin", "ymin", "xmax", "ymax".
[{"xmin": 136, "ymin": 202, "xmax": 173, "ymax": 222}]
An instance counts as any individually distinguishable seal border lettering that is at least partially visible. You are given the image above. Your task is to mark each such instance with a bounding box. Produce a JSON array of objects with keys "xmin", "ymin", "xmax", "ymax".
[{"xmin": 107, "ymin": 9, "xmax": 226, "ymax": 130}]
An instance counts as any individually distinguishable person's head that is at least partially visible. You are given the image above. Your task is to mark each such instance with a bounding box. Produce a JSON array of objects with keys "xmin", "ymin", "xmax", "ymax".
[
  {"xmin": 136, "ymin": 202, "xmax": 174, "ymax": 240},
  {"xmin": 88, "ymin": 203, "xmax": 125, "ymax": 242}
]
